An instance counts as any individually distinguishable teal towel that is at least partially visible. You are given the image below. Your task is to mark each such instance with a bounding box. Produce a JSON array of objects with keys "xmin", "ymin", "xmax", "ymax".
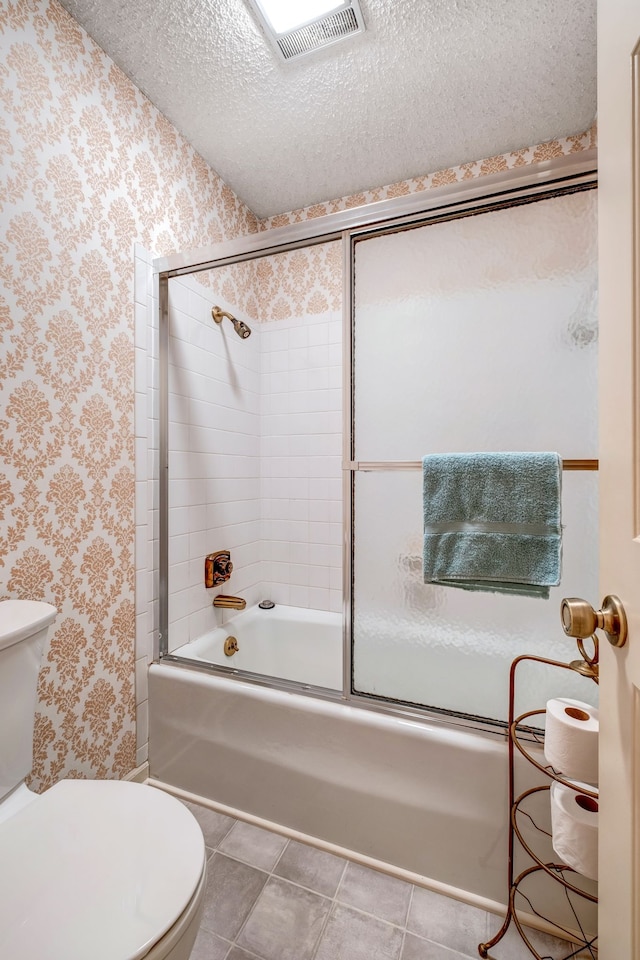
[{"xmin": 422, "ymin": 452, "xmax": 562, "ymax": 598}]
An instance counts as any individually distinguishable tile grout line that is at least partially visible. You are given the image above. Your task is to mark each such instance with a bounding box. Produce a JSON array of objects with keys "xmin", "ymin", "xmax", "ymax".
[
  {"xmin": 400, "ymin": 883, "xmax": 417, "ymax": 960},
  {"xmin": 225, "ymin": 941, "xmax": 262, "ymax": 960},
  {"xmin": 203, "ymin": 816, "xmax": 478, "ymax": 960},
  {"xmin": 222, "ymin": 828, "xmax": 293, "ymax": 957},
  {"xmin": 207, "ymin": 811, "xmax": 580, "ymax": 960},
  {"xmin": 232, "ymin": 835, "xmax": 350, "ymax": 958},
  {"xmin": 308, "ymin": 857, "xmax": 350, "ymax": 960},
  {"xmin": 268, "ymin": 829, "xmax": 291, "ymax": 876},
  {"xmin": 215, "ymin": 827, "xmax": 366, "ymax": 960},
  {"xmin": 215, "ymin": 844, "xmax": 418, "ymax": 936}
]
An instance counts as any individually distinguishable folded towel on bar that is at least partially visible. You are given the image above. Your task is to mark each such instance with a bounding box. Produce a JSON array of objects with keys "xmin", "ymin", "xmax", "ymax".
[{"xmin": 422, "ymin": 452, "xmax": 562, "ymax": 598}]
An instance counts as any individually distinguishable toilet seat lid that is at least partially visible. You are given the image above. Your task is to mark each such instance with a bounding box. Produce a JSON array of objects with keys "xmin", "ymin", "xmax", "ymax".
[
  {"xmin": 0, "ymin": 780, "xmax": 206, "ymax": 960},
  {"xmin": 0, "ymin": 599, "xmax": 57, "ymax": 651}
]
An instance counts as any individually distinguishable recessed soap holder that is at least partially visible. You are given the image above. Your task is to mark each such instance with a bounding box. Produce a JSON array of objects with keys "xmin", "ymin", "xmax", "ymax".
[{"xmin": 205, "ymin": 550, "xmax": 233, "ymax": 588}]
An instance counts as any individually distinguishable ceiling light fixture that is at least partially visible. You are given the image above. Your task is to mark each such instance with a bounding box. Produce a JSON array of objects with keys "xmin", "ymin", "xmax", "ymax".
[
  {"xmin": 253, "ymin": 0, "xmax": 345, "ymax": 35},
  {"xmin": 247, "ymin": 0, "xmax": 366, "ymax": 62}
]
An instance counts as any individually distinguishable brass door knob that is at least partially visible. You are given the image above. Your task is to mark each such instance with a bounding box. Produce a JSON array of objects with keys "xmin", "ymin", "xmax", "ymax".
[{"xmin": 560, "ymin": 595, "xmax": 628, "ymax": 648}]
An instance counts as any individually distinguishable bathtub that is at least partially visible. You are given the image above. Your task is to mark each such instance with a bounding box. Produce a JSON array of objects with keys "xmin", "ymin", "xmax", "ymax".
[
  {"xmin": 149, "ymin": 608, "xmax": 592, "ymax": 935},
  {"xmin": 150, "ymin": 666, "xmax": 526, "ymax": 908},
  {"xmin": 171, "ymin": 603, "xmax": 342, "ymax": 689}
]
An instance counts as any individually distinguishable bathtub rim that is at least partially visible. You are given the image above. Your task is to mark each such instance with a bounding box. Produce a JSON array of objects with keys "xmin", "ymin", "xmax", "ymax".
[{"xmin": 154, "ymin": 653, "xmax": 543, "ymax": 744}]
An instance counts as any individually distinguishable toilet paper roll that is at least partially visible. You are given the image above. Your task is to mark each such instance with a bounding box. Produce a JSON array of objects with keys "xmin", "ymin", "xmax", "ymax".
[
  {"xmin": 544, "ymin": 698, "xmax": 599, "ymax": 784},
  {"xmin": 550, "ymin": 780, "xmax": 598, "ymax": 881}
]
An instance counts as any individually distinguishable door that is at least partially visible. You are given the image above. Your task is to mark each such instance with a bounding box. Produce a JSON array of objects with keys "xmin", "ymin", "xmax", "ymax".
[
  {"xmin": 350, "ymin": 190, "xmax": 598, "ymax": 730},
  {"xmin": 598, "ymin": 3, "xmax": 640, "ymax": 956}
]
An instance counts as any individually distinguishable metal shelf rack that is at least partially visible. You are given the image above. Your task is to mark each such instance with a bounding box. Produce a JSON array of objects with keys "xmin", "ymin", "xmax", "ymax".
[{"xmin": 479, "ymin": 641, "xmax": 599, "ymax": 959}]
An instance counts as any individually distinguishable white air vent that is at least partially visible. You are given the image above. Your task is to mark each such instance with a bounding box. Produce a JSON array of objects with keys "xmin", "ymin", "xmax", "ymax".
[{"xmin": 248, "ymin": 1, "xmax": 366, "ymax": 62}]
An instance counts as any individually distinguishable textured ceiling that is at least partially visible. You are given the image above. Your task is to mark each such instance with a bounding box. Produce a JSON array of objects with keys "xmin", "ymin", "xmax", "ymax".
[{"xmin": 57, "ymin": 0, "xmax": 597, "ymax": 219}]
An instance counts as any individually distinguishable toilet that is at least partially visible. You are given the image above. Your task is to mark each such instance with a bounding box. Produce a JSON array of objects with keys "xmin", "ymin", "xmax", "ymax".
[{"xmin": 0, "ymin": 600, "xmax": 207, "ymax": 960}]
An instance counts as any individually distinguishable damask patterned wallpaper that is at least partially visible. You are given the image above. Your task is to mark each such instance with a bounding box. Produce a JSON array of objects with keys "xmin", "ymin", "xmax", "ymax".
[
  {"xmin": 202, "ymin": 124, "xmax": 596, "ymax": 325},
  {"xmin": 261, "ymin": 124, "xmax": 597, "ymax": 229},
  {"xmin": 196, "ymin": 241, "xmax": 342, "ymax": 323},
  {"xmin": 0, "ymin": 0, "xmax": 596, "ymax": 792},
  {"xmin": 0, "ymin": 0, "xmax": 258, "ymax": 790}
]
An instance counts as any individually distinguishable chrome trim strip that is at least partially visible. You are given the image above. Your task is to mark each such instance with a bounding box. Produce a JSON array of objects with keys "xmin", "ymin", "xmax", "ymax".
[
  {"xmin": 158, "ymin": 234, "xmax": 343, "ymax": 279},
  {"xmin": 153, "ymin": 153, "xmax": 596, "ymax": 276},
  {"xmin": 342, "ymin": 230, "xmax": 354, "ymax": 700},
  {"xmin": 156, "ymin": 655, "xmax": 508, "ymax": 739},
  {"xmin": 158, "ymin": 274, "xmax": 169, "ymax": 658},
  {"xmin": 160, "ymin": 652, "xmax": 345, "ymax": 700},
  {"xmin": 345, "ymin": 177, "xmax": 597, "ymax": 251}
]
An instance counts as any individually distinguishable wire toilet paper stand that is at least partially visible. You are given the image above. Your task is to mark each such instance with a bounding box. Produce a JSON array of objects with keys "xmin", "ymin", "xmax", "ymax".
[{"xmin": 479, "ymin": 639, "xmax": 599, "ymax": 959}]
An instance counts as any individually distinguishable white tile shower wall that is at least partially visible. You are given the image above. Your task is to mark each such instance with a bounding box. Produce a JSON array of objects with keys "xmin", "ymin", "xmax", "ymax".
[
  {"xmin": 260, "ymin": 312, "xmax": 343, "ymax": 613},
  {"xmin": 139, "ymin": 258, "xmax": 344, "ymax": 665},
  {"xmin": 167, "ymin": 275, "xmax": 262, "ymax": 651}
]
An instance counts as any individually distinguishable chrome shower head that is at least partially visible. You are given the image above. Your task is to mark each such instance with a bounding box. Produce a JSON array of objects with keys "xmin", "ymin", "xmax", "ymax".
[{"xmin": 212, "ymin": 305, "xmax": 252, "ymax": 339}]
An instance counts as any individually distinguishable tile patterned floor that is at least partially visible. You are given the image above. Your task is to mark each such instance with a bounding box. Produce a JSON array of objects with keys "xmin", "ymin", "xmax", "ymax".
[{"xmin": 182, "ymin": 801, "xmax": 592, "ymax": 960}]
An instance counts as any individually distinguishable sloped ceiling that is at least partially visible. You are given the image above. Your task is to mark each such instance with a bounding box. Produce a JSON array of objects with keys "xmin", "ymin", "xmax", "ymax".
[{"xmin": 57, "ymin": 0, "xmax": 597, "ymax": 219}]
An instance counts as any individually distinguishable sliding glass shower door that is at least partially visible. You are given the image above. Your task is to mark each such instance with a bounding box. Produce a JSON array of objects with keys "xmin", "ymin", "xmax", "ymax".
[{"xmin": 351, "ymin": 187, "xmax": 599, "ymax": 724}]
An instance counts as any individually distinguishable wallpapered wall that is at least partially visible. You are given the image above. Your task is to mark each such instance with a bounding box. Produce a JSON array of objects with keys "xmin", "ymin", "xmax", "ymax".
[
  {"xmin": 0, "ymin": 0, "xmax": 258, "ymax": 790},
  {"xmin": 199, "ymin": 110, "xmax": 597, "ymax": 325},
  {"xmin": 198, "ymin": 241, "xmax": 343, "ymax": 323},
  {"xmin": 0, "ymin": 0, "xmax": 596, "ymax": 790},
  {"xmin": 261, "ymin": 124, "xmax": 597, "ymax": 229},
  {"xmin": 207, "ymin": 124, "xmax": 596, "ymax": 324}
]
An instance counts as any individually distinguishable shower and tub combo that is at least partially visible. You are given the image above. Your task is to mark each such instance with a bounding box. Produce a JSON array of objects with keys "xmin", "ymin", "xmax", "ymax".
[{"xmin": 145, "ymin": 154, "xmax": 599, "ymax": 942}]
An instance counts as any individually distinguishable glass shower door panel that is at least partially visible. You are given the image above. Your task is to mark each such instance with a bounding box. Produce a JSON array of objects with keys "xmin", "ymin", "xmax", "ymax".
[
  {"xmin": 351, "ymin": 189, "xmax": 598, "ymax": 721},
  {"xmin": 352, "ymin": 471, "xmax": 598, "ymax": 722},
  {"xmin": 353, "ymin": 190, "xmax": 598, "ymax": 460}
]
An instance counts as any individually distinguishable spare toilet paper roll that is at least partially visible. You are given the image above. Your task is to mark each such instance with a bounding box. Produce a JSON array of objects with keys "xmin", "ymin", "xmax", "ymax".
[
  {"xmin": 544, "ymin": 698, "xmax": 599, "ymax": 783},
  {"xmin": 550, "ymin": 780, "xmax": 598, "ymax": 881}
]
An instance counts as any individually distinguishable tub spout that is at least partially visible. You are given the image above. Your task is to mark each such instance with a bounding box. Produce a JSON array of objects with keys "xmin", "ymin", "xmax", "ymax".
[{"xmin": 213, "ymin": 595, "xmax": 246, "ymax": 610}]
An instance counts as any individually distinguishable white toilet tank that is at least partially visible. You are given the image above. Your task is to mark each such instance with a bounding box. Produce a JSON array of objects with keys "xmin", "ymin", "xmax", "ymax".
[{"xmin": 0, "ymin": 600, "xmax": 57, "ymax": 802}]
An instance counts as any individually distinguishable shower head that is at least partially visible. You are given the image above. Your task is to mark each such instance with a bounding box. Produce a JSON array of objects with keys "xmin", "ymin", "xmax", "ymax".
[
  {"xmin": 212, "ymin": 305, "xmax": 252, "ymax": 339},
  {"xmin": 232, "ymin": 317, "xmax": 252, "ymax": 339}
]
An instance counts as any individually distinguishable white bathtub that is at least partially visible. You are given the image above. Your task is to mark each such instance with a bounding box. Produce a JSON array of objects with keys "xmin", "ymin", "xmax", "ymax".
[
  {"xmin": 172, "ymin": 604, "xmax": 342, "ymax": 689},
  {"xmin": 151, "ymin": 663, "xmax": 519, "ymax": 906},
  {"xmin": 149, "ymin": 609, "xmax": 594, "ymax": 936}
]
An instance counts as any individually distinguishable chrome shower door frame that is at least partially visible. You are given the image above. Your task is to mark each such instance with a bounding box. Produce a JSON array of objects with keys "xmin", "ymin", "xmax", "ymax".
[{"xmin": 154, "ymin": 150, "xmax": 597, "ymax": 736}]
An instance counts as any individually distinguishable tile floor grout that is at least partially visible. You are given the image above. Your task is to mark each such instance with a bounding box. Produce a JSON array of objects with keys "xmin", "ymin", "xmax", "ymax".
[
  {"xmin": 211, "ymin": 831, "xmax": 400, "ymax": 960},
  {"xmin": 212, "ymin": 834, "xmax": 466, "ymax": 960},
  {"xmin": 212, "ymin": 839, "xmax": 475, "ymax": 960},
  {"xmin": 190, "ymin": 805, "xmax": 591, "ymax": 960},
  {"xmin": 206, "ymin": 824, "xmax": 421, "ymax": 960},
  {"xmin": 210, "ymin": 840, "xmax": 430, "ymax": 938},
  {"xmin": 307, "ymin": 858, "xmax": 349, "ymax": 960},
  {"xmin": 400, "ymin": 883, "xmax": 417, "ymax": 959}
]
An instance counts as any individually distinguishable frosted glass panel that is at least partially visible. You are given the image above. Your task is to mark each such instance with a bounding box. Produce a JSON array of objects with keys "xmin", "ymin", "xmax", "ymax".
[
  {"xmin": 352, "ymin": 471, "xmax": 598, "ymax": 723},
  {"xmin": 352, "ymin": 189, "xmax": 598, "ymax": 722},
  {"xmin": 354, "ymin": 190, "xmax": 598, "ymax": 460}
]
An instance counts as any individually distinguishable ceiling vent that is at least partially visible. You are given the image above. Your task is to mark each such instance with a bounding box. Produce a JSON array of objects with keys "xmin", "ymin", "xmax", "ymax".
[{"xmin": 248, "ymin": 1, "xmax": 366, "ymax": 63}]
